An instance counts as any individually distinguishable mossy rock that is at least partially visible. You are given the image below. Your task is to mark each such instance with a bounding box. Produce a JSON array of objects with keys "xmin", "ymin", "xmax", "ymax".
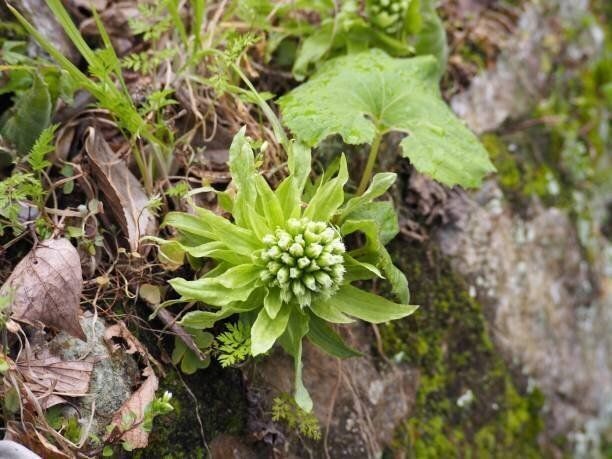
[
  {"xmin": 134, "ymin": 363, "xmax": 247, "ymax": 459},
  {"xmin": 381, "ymin": 241, "xmax": 550, "ymax": 458}
]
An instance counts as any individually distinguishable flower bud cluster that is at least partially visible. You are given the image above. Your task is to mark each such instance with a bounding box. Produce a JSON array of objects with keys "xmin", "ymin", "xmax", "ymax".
[
  {"xmin": 368, "ymin": 0, "xmax": 409, "ymax": 34},
  {"xmin": 259, "ymin": 218, "xmax": 346, "ymax": 307}
]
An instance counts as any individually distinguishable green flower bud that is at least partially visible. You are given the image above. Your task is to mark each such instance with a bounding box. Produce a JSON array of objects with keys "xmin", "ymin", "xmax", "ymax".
[
  {"xmin": 368, "ymin": 0, "xmax": 408, "ymax": 33},
  {"xmin": 297, "ymin": 257, "xmax": 311, "ymax": 269},
  {"xmin": 277, "ymin": 232, "xmax": 291, "ymax": 250},
  {"xmin": 287, "ymin": 218, "xmax": 304, "ymax": 235},
  {"xmin": 304, "ymin": 229, "xmax": 320, "ymax": 244},
  {"xmin": 257, "ymin": 218, "xmax": 345, "ymax": 307},
  {"xmin": 314, "ymin": 271, "xmax": 333, "ymax": 289},
  {"xmin": 281, "ymin": 252, "xmax": 295, "ymax": 266},
  {"xmin": 292, "ymin": 281, "xmax": 306, "ymax": 297},
  {"xmin": 267, "ymin": 246, "xmax": 281, "ymax": 259},
  {"xmin": 305, "ymin": 244, "xmax": 323, "ymax": 258},
  {"xmin": 277, "ymin": 267, "xmax": 289, "ymax": 284},
  {"xmin": 320, "ymin": 228, "xmax": 336, "ymax": 243},
  {"xmin": 303, "ymin": 274, "xmax": 318, "ymax": 291},
  {"xmin": 262, "ymin": 234, "xmax": 276, "ymax": 246},
  {"xmin": 318, "ymin": 253, "xmax": 334, "ymax": 267},
  {"xmin": 267, "ymin": 261, "xmax": 282, "ymax": 274},
  {"xmin": 289, "ymin": 243, "xmax": 304, "ymax": 257},
  {"xmin": 314, "ymin": 222, "xmax": 327, "ymax": 233}
]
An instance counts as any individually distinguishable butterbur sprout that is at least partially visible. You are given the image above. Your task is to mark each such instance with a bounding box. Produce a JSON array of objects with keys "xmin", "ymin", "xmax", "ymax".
[{"xmin": 159, "ymin": 128, "xmax": 417, "ymax": 411}]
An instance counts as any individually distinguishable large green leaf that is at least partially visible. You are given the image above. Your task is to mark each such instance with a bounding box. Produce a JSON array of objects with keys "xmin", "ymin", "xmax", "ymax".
[{"xmin": 278, "ymin": 49, "xmax": 495, "ymax": 188}]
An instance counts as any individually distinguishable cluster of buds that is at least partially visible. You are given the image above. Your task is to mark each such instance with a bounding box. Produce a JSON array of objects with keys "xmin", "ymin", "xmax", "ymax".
[
  {"xmin": 367, "ymin": 0, "xmax": 409, "ymax": 34},
  {"xmin": 259, "ymin": 218, "xmax": 346, "ymax": 307}
]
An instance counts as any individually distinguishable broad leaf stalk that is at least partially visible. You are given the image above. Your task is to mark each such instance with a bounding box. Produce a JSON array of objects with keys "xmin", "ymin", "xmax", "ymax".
[{"xmin": 156, "ymin": 128, "xmax": 417, "ymax": 411}]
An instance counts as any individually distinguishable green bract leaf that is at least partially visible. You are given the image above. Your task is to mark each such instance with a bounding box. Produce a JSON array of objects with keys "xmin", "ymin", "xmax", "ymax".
[
  {"xmin": 278, "ymin": 311, "xmax": 312, "ymax": 411},
  {"xmin": 293, "ymin": 21, "xmax": 334, "ymax": 80},
  {"xmin": 229, "ymin": 127, "xmax": 258, "ymax": 227},
  {"xmin": 331, "ymin": 285, "xmax": 417, "ymax": 323},
  {"xmin": 342, "ymin": 217, "xmax": 408, "ymax": 302},
  {"xmin": 278, "ymin": 49, "xmax": 495, "ymax": 188},
  {"xmin": 304, "ymin": 154, "xmax": 348, "ymax": 221},
  {"xmin": 338, "ymin": 172, "xmax": 396, "ymax": 222},
  {"xmin": 251, "ymin": 303, "xmax": 291, "ymax": 356},
  {"xmin": 170, "ymin": 266, "xmax": 261, "ymax": 307},
  {"xmin": 306, "ymin": 314, "xmax": 362, "ymax": 358},
  {"xmin": 413, "ymin": 0, "xmax": 448, "ymax": 80}
]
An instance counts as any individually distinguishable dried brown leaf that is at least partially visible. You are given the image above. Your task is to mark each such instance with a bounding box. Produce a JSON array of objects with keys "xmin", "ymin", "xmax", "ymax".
[
  {"xmin": 104, "ymin": 322, "xmax": 148, "ymax": 356},
  {"xmin": 84, "ymin": 127, "xmax": 157, "ymax": 253},
  {"xmin": 109, "ymin": 366, "xmax": 158, "ymax": 449},
  {"xmin": 1, "ymin": 238, "xmax": 86, "ymax": 340},
  {"xmin": 6, "ymin": 422, "xmax": 70, "ymax": 459},
  {"xmin": 16, "ymin": 355, "xmax": 93, "ymax": 408},
  {"xmin": 104, "ymin": 322, "xmax": 158, "ymax": 449}
]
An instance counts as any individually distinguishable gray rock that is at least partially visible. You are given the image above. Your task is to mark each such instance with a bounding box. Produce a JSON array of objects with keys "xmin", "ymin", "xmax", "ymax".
[
  {"xmin": 451, "ymin": 0, "xmax": 603, "ymax": 134},
  {"xmin": 435, "ymin": 181, "xmax": 612, "ymax": 449}
]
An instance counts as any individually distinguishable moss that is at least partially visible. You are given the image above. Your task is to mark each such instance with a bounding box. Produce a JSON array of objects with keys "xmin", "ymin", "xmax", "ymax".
[
  {"xmin": 481, "ymin": 132, "xmax": 565, "ymax": 209},
  {"xmin": 381, "ymin": 242, "xmax": 549, "ymax": 458},
  {"xmin": 134, "ymin": 363, "xmax": 247, "ymax": 458}
]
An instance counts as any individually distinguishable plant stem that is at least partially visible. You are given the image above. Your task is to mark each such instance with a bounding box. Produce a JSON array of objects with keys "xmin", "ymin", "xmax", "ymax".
[{"xmin": 356, "ymin": 131, "xmax": 382, "ymax": 195}]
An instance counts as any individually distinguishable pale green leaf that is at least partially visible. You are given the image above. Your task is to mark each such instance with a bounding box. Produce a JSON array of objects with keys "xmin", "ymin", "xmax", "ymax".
[
  {"xmin": 191, "ymin": 207, "xmax": 262, "ymax": 254},
  {"xmin": 303, "ymin": 154, "xmax": 348, "ymax": 221},
  {"xmin": 251, "ymin": 303, "xmax": 291, "ymax": 356},
  {"xmin": 413, "ymin": 0, "xmax": 448, "ymax": 80},
  {"xmin": 330, "ymin": 285, "xmax": 418, "ymax": 323},
  {"xmin": 310, "ymin": 296, "xmax": 355, "ymax": 324},
  {"xmin": 163, "ymin": 212, "xmax": 214, "ymax": 242},
  {"xmin": 342, "ymin": 217, "xmax": 408, "ymax": 302},
  {"xmin": 338, "ymin": 172, "xmax": 396, "ymax": 222},
  {"xmin": 179, "ymin": 308, "xmax": 237, "ymax": 329},
  {"xmin": 228, "ymin": 127, "xmax": 258, "ymax": 227},
  {"xmin": 264, "ymin": 287, "xmax": 283, "ymax": 319},
  {"xmin": 288, "ymin": 141, "xmax": 312, "ymax": 193},
  {"xmin": 179, "ymin": 241, "xmax": 251, "ymax": 266},
  {"xmin": 255, "ymin": 175, "xmax": 285, "ymax": 228},
  {"xmin": 275, "ymin": 176, "xmax": 301, "ymax": 220},
  {"xmin": 345, "ymin": 200, "xmax": 399, "ymax": 245},
  {"xmin": 170, "ymin": 269, "xmax": 260, "ymax": 307},
  {"xmin": 278, "ymin": 49, "xmax": 495, "ymax": 188}
]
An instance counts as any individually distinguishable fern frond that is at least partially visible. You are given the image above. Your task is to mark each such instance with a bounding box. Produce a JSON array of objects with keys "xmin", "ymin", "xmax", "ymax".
[
  {"xmin": 216, "ymin": 322, "xmax": 252, "ymax": 367},
  {"xmin": 28, "ymin": 123, "xmax": 58, "ymax": 172}
]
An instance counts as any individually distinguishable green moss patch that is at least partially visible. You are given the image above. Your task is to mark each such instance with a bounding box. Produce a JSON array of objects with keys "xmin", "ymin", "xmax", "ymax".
[
  {"xmin": 135, "ymin": 364, "xmax": 247, "ymax": 459},
  {"xmin": 382, "ymin": 242, "xmax": 547, "ymax": 458}
]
